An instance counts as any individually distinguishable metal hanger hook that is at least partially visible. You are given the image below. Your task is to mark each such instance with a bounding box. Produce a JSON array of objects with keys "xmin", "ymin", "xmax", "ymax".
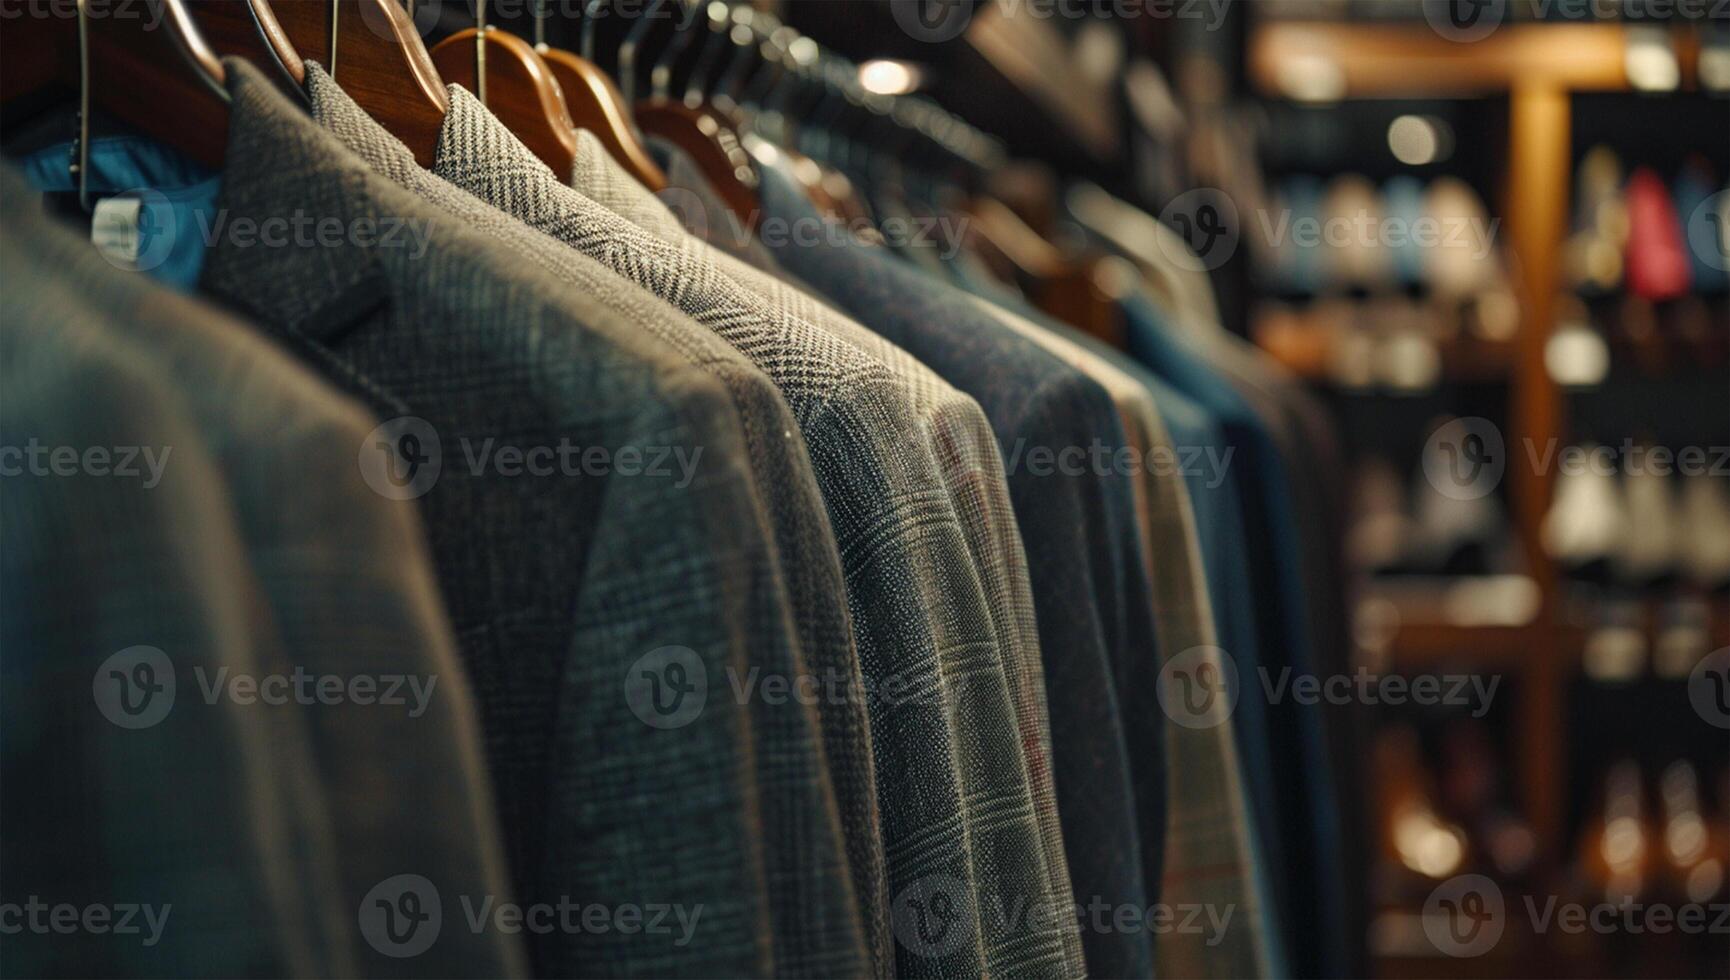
[
  {"xmin": 618, "ymin": 0, "xmax": 663, "ymax": 108},
  {"xmin": 475, "ymin": 0, "xmax": 489, "ymax": 105},
  {"xmin": 74, "ymin": 0, "xmax": 91, "ymax": 212},
  {"xmin": 649, "ymin": 0, "xmax": 701, "ymax": 102}
]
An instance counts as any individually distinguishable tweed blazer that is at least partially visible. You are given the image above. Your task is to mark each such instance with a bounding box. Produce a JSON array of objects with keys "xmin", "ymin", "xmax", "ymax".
[
  {"xmin": 4, "ymin": 167, "xmax": 529, "ymax": 977},
  {"xmin": 1, "ymin": 173, "xmax": 349, "ymax": 978},
  {"xmin": 300, "ymin": 65, "xmax": 869, "ymax": 979},
  {"xmin": 560, "ymin": 134, "xmax": 1079, "ymax": 979},
  {"xmin": 421, "ymin": 84, "xmax": 1074, "ymax": 977},
  {"xmin": 759, "ymin": 176, "xmax": 1166, "ymax": 978},
  {"xmin": 200, "ymin": 59, "xmax": 797, "ymax": 978},
  {"xmin": 977, "ymin": 295, "xmax": 1277, "ymax": 978}
]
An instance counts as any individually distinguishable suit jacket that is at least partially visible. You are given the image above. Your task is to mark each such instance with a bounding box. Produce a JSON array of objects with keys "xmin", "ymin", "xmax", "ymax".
[
  {"xmin": 1123, "ymin": 292, "xmax": 1351, "ymax": 976},
  {"xmin": 201, "ymin": 59, "xmax": 794, "ymax": 978},
  {"xmin": 1, "ymin": 169, "xmax": 352, "ymax": 978},
  {"xmin": 301, "ymin": 63, "xmax": 870, "ymax": 979},
  {"xmin": 763, "ymin": 162, "xmax": 1148, "ymax": 976},
  {"xmin": 18, "ymin": 165, "xmax": 533, "ymax": 978},
  {"xmin": 984, "ymin": 295, "xmax": 1278, "ymax": 978},
  {"xmin": 551, "ymin": 127, "xmax": 1080, "ymax": 978}
]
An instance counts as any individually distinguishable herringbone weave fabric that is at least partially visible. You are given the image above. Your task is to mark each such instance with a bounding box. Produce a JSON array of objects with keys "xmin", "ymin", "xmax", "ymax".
[
  {"xmin": 301, "ymin": 64, "xmax": 870, "ymax": 979},
  {"xmin": 566, "ymin": 134, "xmax": 1080, "ymax": 979},
  {"xmin": 432, "ymin": 83, "xmax": 1069, "ymax": 976},
  {"xmin": 203, "ymin": 59, "xmax": 792, "ymax": 978}
]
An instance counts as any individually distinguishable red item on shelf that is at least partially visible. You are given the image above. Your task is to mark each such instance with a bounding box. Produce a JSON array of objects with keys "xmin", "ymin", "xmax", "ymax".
[{"xmin": 1623, "ymin": 168, "xmax": 1693, "ymax": 302}]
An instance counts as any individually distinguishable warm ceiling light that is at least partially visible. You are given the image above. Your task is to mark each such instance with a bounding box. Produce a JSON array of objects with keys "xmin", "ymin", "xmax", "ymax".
[{"xmin": 858, "ymin": 59, "xmax": 921, "ymax": 96}]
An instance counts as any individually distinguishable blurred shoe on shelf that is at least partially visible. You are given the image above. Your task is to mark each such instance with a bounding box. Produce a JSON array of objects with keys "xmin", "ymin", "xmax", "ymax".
[
  {"xmin": 1383, "ymin": 175, "xmax": 1428, "ymax": 291},
  {"xmin": 1349, "ymin": 457, "xmax": 1416, "ymax": 576},
  {"xmin": 1614, "ymin": 293, "xmax": 1669, "ymax": 375},
  {"xmin": 1624, "ymin": 166, "xmax": 1693, "ymax": 302},
  {"xmin": 1437, "ymin": 721, "xmax": 1536, "ymax": 882},
  {"xmin": 1658, "ymin": 760, "xmax": 1726, "ymax": 905},
  {"xmin": 1665, "ymin": 294, "xmax": 1726, "ymax": 368},
  {"xmin": 1678, "ymin": 471, "xmax": 1730, "ymax": 592},
  {"xmin": 1673, "ymin": 158, "xmax": 1727, "ymax": 294},
  {"xmin": 1408, "ymin": 441, "xmax": 1509, "ymax": 576},
  {"xmin": 1618, "ymin": 456, "xmax": 1679, "ymax": 589},
  {"xmin": 1323, "ymin": 173, "xmax": 1391, "ymax": 293},
  {"xmin": 1424, "ymin": 177, "xmax": 1498, "ymax": 302},
  {"xmin": 1653, "ymin": 598, "xmax": 1712, "ymax": 680},
  {"xmin": 1543, "ymin": 443, "xmax": 1628, "ymax": 583},
  {"xmin": 1546, "ymin": 293, "xmax": 1613, "ymax": 387},
  {"xmin": 1576, "ymin": 759, "xmax": 1655, "ymax": 905},
  {"xmin": 1376, "ymin": 727, "xmax": 1470, "ymax": 897},
  {"xmin": 1566, "ymin": 145, "xmax": 1628, "ymax": 297},
  {"xmin": 1582, "ymin": 598, "xmax": 1648, "ymax": 683}
]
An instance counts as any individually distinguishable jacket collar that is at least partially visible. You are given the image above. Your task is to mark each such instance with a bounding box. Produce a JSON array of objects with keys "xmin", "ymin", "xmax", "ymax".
[{"xmin": 198, "ymin": 57, "xmax": 400, "ymax": 347}]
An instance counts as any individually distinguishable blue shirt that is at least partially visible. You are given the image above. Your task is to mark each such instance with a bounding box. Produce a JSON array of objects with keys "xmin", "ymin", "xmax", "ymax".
[{"xmin": 20, "ymin": 134, "xmax": 220, "ymax": 291}]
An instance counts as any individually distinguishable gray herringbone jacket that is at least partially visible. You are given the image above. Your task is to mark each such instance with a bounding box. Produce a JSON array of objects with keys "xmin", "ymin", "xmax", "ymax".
[
  {"xmin": 562, "ymin": 134, "xmax": 1081, "ymax": 979},
  {"xmin": 300, "ymin": 63, "xmax": 871, "ymax": 979},
  {"xmin": 201, "ymin": 58, "xmax": 801, "ymax": 978},
  {"xmin": 426, "ymin": 80, "xmax": 1072, "ymax": 977}
]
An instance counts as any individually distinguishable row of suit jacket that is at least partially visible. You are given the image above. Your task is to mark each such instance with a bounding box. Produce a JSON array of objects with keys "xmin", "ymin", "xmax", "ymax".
[{"xmin": 1, "ymin": 56, "xmax": 1357, "ymax": 980}]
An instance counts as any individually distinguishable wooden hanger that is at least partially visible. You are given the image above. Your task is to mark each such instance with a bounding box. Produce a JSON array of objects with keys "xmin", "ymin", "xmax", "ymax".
[
  {"xmin": 634, "ymin": 0, "xmax": 758, "ymax": 229},
  {"xmin": 965, "ymin": 196, "xmax": 1128, "ymax": 346},
  {"xmin": 270, "ymin": 0, "xmax": 447, "ymax": 167},
  {"xmin": 0, "ymin": 0, "xmax": 230, "ymax": 171},
  {"xmin": 184, "ymin": 0, "xmax": 304, "ymax": 92},
  {"xmin": 430, "ymin": 0, "xmax": 578, "ymax": 176},
  {"xmin": 537, "ymin": 0, "xmax": 667, "ymax": 190}
]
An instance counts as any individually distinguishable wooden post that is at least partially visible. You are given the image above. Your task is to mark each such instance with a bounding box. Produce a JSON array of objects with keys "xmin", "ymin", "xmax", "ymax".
[{"xmin": 1505, "ymin": 81, "xmax": 1570, "ymax": 865}]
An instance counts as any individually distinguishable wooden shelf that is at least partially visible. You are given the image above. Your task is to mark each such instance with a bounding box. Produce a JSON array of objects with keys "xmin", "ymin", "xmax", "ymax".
[
  {"xmin": 1386, "ymin": 623, "xmax": 1539, "ymax": 672},
  {"xmin": 1249, "ymin": 21, "xmax": 1705, "ymax": 99}
]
